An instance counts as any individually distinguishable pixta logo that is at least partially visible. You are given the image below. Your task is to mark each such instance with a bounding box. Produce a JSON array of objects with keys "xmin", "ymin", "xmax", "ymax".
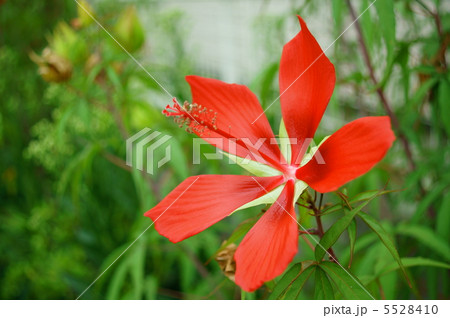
[{"xmin": 126, "ymin": 128, "xmax": 172, "ymax": 175}]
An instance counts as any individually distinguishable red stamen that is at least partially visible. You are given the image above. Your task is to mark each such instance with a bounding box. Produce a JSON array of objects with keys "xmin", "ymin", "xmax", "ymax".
[
  {"xmin": 162, "ymin": 98, "xmax": 217, "ymax": 136},
  {"xmin": 162, "ymin": 99, "xmax": 287, "ymax": 173}
]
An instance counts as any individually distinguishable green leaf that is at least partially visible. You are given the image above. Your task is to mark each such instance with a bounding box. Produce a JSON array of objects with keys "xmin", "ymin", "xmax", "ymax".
[
  {"xmin": 347, "ymin": 219, "xmax": 357, "ymax": 268},
  {"xmin": 437, "ymin": 193, "xmax": 450, "ymax": 241},
  {"xmin": 396, "ymin": 224, "xmax": 450, "ymax": 262},
  {"xmin": 319, "ymin": 261, "xmax": 373, "ymax": 300},
  {"xmin": 322, "ymin": 189, "xmax": 398, "ymax": 216},
  {"xmin": 358, "ymin": 212, "xmax": 410, "ymax": 287},
  {"xmin": 106, "ymin": 258, "xmax": 130, "ymax": 299},
  {"xmin": 130, "ymin": 240, "xmax": 145, "ymax": 299},
  {"xmin": 412, "ymin": 181, "xmax": 448, "ymax": 223},
  {"xmin": 283, "ymin": 265, "xmax": 316, "ymax": 300},
  {"xmin": 378, "ymin": 257, "xmax": 450, "ymax": 276},
  {"xmin": 375, "ymin": 0, "xmax": 396, "ymax": 86},
  {"xmin": 438, "ymin": 78, "xmax": 450, "ymax": 135},
  {"xmin": 269, "ymin": 262, "xmax": 315, "ymax": 300},
  {"xmin": 314, "ymin": 267, "xmax": 335, "ymax": 300},
  {"xmin": 315, "ymin": 192, "xmax": 378, "ymax": 261}
]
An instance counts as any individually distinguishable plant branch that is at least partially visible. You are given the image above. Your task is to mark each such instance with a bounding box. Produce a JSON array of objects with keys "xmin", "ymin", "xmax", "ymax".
[
  {"xmin": 345, "ymin": 0, "xmax": 417, "ymax": 171},
  {"xmin": 307, "ymin": 192, "xmax": 339, "ymax": 263}
]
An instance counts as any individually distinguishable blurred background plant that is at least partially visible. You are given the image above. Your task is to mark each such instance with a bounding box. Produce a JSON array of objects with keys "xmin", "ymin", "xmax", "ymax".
[{"xmin": 0, "ymin": 0, "xmax": 448, "ymax": 299}]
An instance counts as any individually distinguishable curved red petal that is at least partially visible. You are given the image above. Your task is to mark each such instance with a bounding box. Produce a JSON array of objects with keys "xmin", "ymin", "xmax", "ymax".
[
  {"xmin": 144, "ymin": 175, "xmax": 284, "ymax": 243},
  {"xmin": 234, "ymin": 180, "xmax": 298, "ymax": 292},
  {"xmin": 296, "ymin": 116, "xmax": 395, "ymax": 193},
  {"xmin": 279, "ymin": 16, "xmax": 336, "ymax": 165},
  {"xmin": 185, "ymin": 75, "xmax": 286, "ymax": 170}
]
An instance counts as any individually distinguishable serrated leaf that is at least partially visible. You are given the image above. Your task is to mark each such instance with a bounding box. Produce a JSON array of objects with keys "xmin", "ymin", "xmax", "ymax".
[
  {"xmin": 315, "ymin": 192, "xmax": 378, "ymax": 261},
  {"xmin": 319, "ymin": 262, "xmax": 373, "ymax": 300},
  {"xmin": 396, "ymin": 224, "xmax": 450, "ymax": 262},
  {"xmin": 358, "ymin": 212, "xmax": 411, "ymax": 287},
  {"xmin": 269, "ymin": 262, "xmax": 315, "ymax": 300},
  {"xmin": 314, "ymin": 267, "xmax": 335, "ymax": 300}
]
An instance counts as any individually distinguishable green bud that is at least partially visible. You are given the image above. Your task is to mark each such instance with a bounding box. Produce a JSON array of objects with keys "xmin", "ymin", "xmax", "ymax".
[
  {"xmin": 50, "ymin": 22, "xmax": 88, "ymax": 64},
  {"xmin": 76, "ymin": 0, "xmax": 95, "ymax": 28},
  {"xmin": 114, "ymin": 6, "xmax": 145, "ymax": 52}
]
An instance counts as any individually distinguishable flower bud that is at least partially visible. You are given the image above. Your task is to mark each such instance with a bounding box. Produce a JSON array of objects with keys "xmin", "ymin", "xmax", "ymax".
[
  {"xmin": 50, "ymin": 22, "xmax": 88, "ymax": 64},
  {"xmin": 114, "ymin": 6, "xmax": 145, "ymax": 52},
  {"xmin": 30, "ymin": 48, "xmax": 72, "ymax": 83},
  {"xmin": 76, "ymin": 0, "xmax": 95, "ymax": 28},
  {"xmin": 215, "ymin": 243, "xmax": 237, "ymax": 282}
]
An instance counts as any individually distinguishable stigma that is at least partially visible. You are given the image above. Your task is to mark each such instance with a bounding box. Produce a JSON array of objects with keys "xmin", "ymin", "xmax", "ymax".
[{"xmin": 163, "ymin": 98, "xmax": 218, "ymax": 136}]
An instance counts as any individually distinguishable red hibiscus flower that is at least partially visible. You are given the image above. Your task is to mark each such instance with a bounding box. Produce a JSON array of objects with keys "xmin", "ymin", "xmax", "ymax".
[{"xmin": 145, "ymin": 16, "xmax": 395, "ymax": 292}]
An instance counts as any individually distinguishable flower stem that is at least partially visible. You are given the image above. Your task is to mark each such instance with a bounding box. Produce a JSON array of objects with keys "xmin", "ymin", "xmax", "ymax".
[{"xmin": 308, "ymin": 192, "xmax": 339, "ymax": 263}]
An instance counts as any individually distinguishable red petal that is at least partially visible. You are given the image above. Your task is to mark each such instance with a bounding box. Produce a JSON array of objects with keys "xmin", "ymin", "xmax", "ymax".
[
  {"xmin": 144, "ymin": 175, "xmax": 284, "ymax": 243},
  {"xmin": 279, "ymin": 16, "xmax": 336, "ymax": 165},
  {"xmin": 234, "ymin": 180, "xmax": 298, "ymax": 292},
  {"xmin": 296, "ymin": 117, "xmax": 395, "ymax": 193},
  {"xmin": 186, "ymin": 75, "xmax": 286, "ymax": 170}
]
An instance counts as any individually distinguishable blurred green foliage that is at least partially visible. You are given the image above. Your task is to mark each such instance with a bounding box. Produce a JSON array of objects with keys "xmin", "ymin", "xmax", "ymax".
[{"xmin": 0, "ymin": 0, "xmax": 449, "ymax": 299}]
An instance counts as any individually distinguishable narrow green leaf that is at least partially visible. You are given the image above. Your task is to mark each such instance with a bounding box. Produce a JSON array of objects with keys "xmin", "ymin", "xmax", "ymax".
[
  {"xmin": 437, "ymin": 193, "xmax": 450, "ymax": 241},
  {"xmin": 282, "ymin": 265, "xmax": 316, "ymax": 300},
  {"xmin": 378, "ymin": 257, "xmax": 450, "ymax": 276},
  {"xmin": 269, "ymin": 263, "xmax": 302, "ymax": 300},
  {"xmin": 358, "ymin": 212, "xmax": 410, "ymax": 287},
  {"xmin": 130, "ymin": 240, "xmax": 145, "ymax": 299},
  {"xmin": 396, "ymin": 224, "xmax": 450, "ymax": 262},
  {"xmin": 314, "ymin": 267, "xmax": 335, "ymax": 300},
  {"xmin": 269, "ymin": 262, "xmax": 315, "ymax": 300},
  {"xmin": 438, "ymin": 78, "xmax": 450, "ymax": 135},
  {"xmin": 315, "ymin": 192, "xmax": 378, "ymax": 261},
  {"xmin": 347, "ymin": 219, "xmax": 357, "ymax": 268},
  {"xmin": 375, "ymin": 0, "xmax": 396, "ymax": 86},
  {"xmin": 412, "ymin": 181, "xmax": 448, "ymax": 223},
  {"xmin": 106, "ymin": 258, "xmax": 130, "ymax": 299},
  {"xmin": 319, "ymin": 262, "xmax": 374, "ymax": 300},
  {"xmin": 322, "ymin": 189, "xmax": 397, "ymax": 216}
]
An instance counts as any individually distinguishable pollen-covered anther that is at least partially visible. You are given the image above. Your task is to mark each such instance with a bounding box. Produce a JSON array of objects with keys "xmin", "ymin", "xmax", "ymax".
[{"xmin": 162, "ymin": 98, "xmax": 218, "ymax": 136}]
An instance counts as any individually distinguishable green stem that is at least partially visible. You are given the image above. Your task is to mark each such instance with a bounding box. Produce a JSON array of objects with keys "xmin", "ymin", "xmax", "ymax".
[{"xmin": 308, "ymin": 192, "xmax": 339, "ymax": 263}]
